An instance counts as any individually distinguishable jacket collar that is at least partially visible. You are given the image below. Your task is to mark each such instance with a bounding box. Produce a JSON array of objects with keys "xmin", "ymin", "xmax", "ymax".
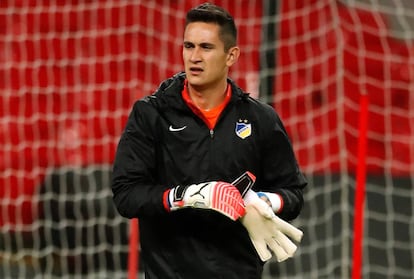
[{"xmin": 147, "ymin": 72, "xmax": 250, "ymax": 110}]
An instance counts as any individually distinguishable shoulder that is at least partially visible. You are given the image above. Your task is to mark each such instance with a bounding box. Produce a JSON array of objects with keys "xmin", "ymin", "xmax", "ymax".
[
  {"xmin": 229, "ymin": 81, "xmax": 286, "ymax": 134},
  {"xmin": 235, "ymin": 91, "xmax": 281, "ymax": 123},
  {"xmin": 228, "ymin": 79, "xmax": 277, "ymax": 116},
  {"xmin": 246, "ymin": 96, "xmax": 277, "ymax": 116},
  {"xmin": 133, "ymin": 72, "xmax": 186, "ymax": 112}
]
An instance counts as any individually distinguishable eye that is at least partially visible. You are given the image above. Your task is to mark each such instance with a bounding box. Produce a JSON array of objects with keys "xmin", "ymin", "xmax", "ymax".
[
  {"xmin": 201, "ymin": 43, "xmax": 214, "ymax": 49},
  {"xmin": 183, "ymin": 42, "xmax": 194, "ymax": 49}
]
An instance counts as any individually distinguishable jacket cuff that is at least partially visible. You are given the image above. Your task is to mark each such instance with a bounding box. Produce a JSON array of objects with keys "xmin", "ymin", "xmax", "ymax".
[{"xmin": 163, "ymin": 189, "xmax": 172, "ymax": 212}]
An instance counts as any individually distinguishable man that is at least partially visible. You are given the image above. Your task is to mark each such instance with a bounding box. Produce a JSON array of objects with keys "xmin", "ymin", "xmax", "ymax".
[{"xmin": 112, "ymin": 3, "xmax": 307, "ymax": 279}]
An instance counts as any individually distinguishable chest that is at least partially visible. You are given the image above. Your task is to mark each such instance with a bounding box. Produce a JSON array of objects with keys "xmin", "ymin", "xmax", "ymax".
[
  {"xmin": 155, "ymin": 108, "xmax": 262, "ymax": 181},
  {"xmin": 161, "ymin": 108, "xmax": 259, "ymax": 153}
]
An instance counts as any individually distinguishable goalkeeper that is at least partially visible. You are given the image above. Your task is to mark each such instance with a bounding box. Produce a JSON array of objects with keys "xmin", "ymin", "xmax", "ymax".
[{"xmin": 111, "ymin": 3, "xmax": 307, "ymax": 279}]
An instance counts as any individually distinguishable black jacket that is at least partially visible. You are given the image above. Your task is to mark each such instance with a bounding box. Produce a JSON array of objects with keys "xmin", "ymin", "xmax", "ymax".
[{"xmin": 112, "ymin": 72, "xmax": 307, "ymax": 279}]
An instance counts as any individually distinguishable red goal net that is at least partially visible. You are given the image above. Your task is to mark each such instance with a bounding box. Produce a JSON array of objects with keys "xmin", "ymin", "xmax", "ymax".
[{"xmin": 0, "ymin": 1, "xmax": 413, "ymax": 278}]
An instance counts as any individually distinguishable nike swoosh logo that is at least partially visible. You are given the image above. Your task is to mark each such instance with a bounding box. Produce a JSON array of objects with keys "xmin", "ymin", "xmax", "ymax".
[{"xmin": 169, "ymin": 125, "xmax": 187, "ymax": 132}]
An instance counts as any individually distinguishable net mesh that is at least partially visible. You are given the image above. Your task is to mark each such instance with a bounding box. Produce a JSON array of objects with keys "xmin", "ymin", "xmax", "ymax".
[
  {"xmin": 0, "ymin": 0, "xmax": 413, "ymax": 278},
  {"xmin": 274, "ymin": 1, "xmax": 414, "ymax": 278}
]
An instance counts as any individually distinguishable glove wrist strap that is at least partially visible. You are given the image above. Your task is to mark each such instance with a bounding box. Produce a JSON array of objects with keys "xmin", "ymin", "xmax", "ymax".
[{"xmin": 258, "ymin": 192, "xmax": 283, "ymax": 214}]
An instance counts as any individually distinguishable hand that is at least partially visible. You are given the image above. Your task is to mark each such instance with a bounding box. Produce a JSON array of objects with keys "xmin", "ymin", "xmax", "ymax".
[
  {"xmin": 241, "ymin": 190, "xmax": 303, "ymax": 262},
  {"xmin": 165, "ymin": 181, "xmax": 245, "ymax": 221}
]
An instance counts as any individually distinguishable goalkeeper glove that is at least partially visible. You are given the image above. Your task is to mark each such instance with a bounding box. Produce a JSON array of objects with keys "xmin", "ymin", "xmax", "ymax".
[
  {"xmin": 163, "ymin": 181, "xmax": 245, "ymax": 221},
  {"xmin": 241, "ymin": 190, "xmax": 303, "ymax": 262}
]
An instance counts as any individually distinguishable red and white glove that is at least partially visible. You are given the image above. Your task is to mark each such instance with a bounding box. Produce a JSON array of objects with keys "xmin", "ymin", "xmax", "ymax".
[
  {"xmin": 164, "ymin": 181, "xmax": 245, "ymax": 221},
  {"xmin": 241, "ymin": 190, "xmax": 303, "ymax": 262}
]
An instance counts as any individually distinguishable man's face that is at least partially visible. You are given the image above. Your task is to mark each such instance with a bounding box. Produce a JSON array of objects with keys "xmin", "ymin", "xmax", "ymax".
[{"xmin": 183, "ymin": 22, "xmax": 236, "ymax": 90}]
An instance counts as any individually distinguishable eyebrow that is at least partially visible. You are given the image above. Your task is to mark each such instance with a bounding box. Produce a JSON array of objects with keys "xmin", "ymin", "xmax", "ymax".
[{"xmin": 183, "ymin": 41, "xmax": 216, "ymax": 48}]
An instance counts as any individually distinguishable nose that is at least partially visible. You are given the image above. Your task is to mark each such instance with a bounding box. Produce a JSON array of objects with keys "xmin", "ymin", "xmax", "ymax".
[{"xmin": 190, "ymin": 47, "xmax": 201, "ymax": 62}]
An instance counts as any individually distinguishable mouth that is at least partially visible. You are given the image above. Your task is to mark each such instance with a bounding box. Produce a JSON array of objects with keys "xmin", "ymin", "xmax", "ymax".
[{"xmin": 188, "ymin": 67, "xmax": 203, "ymax": 75}]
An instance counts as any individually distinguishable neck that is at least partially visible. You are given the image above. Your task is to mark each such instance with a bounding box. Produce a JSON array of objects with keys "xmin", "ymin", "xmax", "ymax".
[{"xmin": 187, "ymin": 80, "xmax": 228, "ymax": 110}]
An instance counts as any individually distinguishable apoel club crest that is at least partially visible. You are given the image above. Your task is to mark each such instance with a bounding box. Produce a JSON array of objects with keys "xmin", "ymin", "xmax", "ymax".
[{"xmin": 235, "ymin": 119, "xmax": 252, "ymax": 139}]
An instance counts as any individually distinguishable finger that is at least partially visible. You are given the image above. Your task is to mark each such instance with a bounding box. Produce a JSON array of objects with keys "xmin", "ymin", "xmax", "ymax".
[
  {"xmin": 272, "ymin": 217, "xmax": 303, "ymax": 242},
  {"xmin": 273, "ymin": 230, "xmax": 298, "ymax": 257},
  {"xmin": 252, "ymin": 239, "xmax": 272, "ymax": 262},
  {"xmin": 266, "ymin": 238, "xmax": 289, "ymax": 262}
]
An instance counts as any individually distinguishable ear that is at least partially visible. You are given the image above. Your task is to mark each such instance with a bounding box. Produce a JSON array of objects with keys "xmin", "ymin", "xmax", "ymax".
[{"xmin": 226, "ymin": 46, "xmax": 240, "ymax": 67}]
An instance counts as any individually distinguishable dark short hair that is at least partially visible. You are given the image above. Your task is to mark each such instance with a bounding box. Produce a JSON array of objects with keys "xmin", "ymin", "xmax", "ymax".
[{"xmin": 185, "ymin": 2, "xmax": 237, "ymax": 51}]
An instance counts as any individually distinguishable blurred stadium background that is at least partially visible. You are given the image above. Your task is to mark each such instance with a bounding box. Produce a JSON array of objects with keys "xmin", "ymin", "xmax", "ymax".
[{"xmin": 0, "ymin": 0, "xmax": 413, "ymax": 278}]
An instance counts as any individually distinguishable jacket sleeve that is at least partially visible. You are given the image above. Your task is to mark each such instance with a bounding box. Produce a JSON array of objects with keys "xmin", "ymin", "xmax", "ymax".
[
  {"xmin": 111, "ymin": 100, "xmax": 167, "ymax": 219},
  {"xmin": 259, "ymin": 107, "xmax": 307, "ymax": 221}
]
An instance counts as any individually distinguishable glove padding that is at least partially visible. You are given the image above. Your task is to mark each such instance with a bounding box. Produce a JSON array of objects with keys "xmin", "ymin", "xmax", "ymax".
[
  {"xmin": 167, "ymin": 181, "xmax": 245, "ymax": 221},
  {"xmin": 241, "ymin": 196, "xmax": 303, "ymax": 262}
]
